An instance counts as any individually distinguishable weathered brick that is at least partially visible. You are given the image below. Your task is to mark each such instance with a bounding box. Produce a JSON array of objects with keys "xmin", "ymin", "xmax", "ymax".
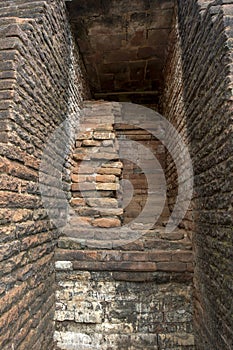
[
  {"xmin": 72, "ymin": 260, "xmax": 157, "ymax": 271},
  {"xmin": 96, "ymin": 174, "xmax": 116, "ymax": 182},
  {"xmin": 96, "ymin": 182, "xmax": 119, "ymax": 191},
  {"xmin": 97, "ymin": 167, "xmax": 122, "ymax": 175},
  {"xmin": 92, "ymin": 217, "xmax": 121, "ymax": 228},
  {"xmin": 156, "ymin": 262, "xmax": 187, "ymax": 272},
  {"xmin": 93, "ymin": 131, "xmax": 115, "ymax": 139},
  {"xmin": 87, "ymin": 197, "xmax": 118, "ymax": 208}
]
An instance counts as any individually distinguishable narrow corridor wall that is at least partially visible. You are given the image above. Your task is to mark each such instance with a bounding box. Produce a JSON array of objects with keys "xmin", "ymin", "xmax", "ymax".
[
  {"xmin": 0, "ymin": 1, "xmax": 90, "ymax": 349},
  {"xmin": 163, "ymin": 1, "xmax": 233, "ymax": 349}
]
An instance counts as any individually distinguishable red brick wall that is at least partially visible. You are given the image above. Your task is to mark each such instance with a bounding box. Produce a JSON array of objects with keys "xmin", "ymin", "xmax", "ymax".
[
  {"xmin": 55, "ymin": 101, "xmax": 195, "ymax": 350},
  {"xmin": 163, "ymin": 1, "xmax": 233, "ymax": 349},
  {"xmin": 0, "ymin": 1, "xmax": 90, "ymax": 349},
  {"xmin": 115, "ymin": 125, "xmax": 169, "ymax": 226}
]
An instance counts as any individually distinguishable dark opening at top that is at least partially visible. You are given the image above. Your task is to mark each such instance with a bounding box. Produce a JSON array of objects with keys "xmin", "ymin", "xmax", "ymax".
[{"xmin": 66, "ymin": 0, "xmax": 175, "ymax": 107}]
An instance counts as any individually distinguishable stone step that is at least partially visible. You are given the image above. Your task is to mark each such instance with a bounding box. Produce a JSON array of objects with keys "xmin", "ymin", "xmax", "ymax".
[
  {"xmin": 55, "ymin": 240, "xmax": 194, "ymax": 274},
  {"xmin": 57, "ymin": 226, "xmax": 192, "ymax": 252}
]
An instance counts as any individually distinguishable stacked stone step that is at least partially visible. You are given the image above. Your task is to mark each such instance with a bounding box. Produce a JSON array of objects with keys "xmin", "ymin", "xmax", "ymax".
[
  {"xmin": 69, "ymin": 101, "xmax": 123, "ymax": 232},
  {"xmin": 115, "ymin": 123, "xmax": 170, "ymax": 226},
  {"xmin": 57, "ymin": 222, "xmax": 193, "ymax": 278},
  {"xmin": 55, "ymin": 101, "xmax": 195, "ymax": 350}
]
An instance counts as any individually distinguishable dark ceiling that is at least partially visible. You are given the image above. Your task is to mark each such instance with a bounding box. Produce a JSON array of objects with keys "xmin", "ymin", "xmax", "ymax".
[{"xmin": 66, "ymin": 0, "xmax": 175, "ymax": 106}]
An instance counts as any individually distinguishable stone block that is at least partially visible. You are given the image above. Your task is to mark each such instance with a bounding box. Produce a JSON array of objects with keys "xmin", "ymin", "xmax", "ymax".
[
  {"xmin": 96, "ymin": 183, "xmax": 119, "ymax": 191},
  {"xmin": 97, "ymin": 208, "xmax": 123, "ymax": 216},
  {"xmin": 91, "ymin": 152, "xmax": 118, "ymax": 160},
  {"xmin": 156, "ymin": 262, "xmax": 187, "ymax": 272},
  {"xmin": 55, "ymin": 261, "xmax": 73, "ymax": 271},
  {"xmin": 87, "ymin": 197, "xmax": 119, "ymax": 208},
  {"xmin": 92, "ymin": 217, "xmax": 121, "ymax": 228},
  {"xmin": 71, "ymin": 183, "xmax": 95, "ymax": 191},
  {"xmin": 71, "ymin": 174, "xmax": 95, "ymax": 183},
  {"xmin": 82, "ymin": 139, "xmax": 101, "ymax": 146},
  {"xmin": 96, "ymin": 174, "xmax": 116, "ymax": 183},
  {"xmin": 102, "ymin": 161, "xmax": 123, "ymax": 168},
  {"xmin": 172, "ymin": 251, "xmax": 193, "ymax": 263},
  {"xmin": 98, "ymin": 167, "xmax": 122, "ymax": 175},
  {"xmin": 93, "ymin": 131, "xmax": 115, "ymax": 140},
  {"xmin": 102, "ymin": 139, "xmax": 114, "ymax": 146}
]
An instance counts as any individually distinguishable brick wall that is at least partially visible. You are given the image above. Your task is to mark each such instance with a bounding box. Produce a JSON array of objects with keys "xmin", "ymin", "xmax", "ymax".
[
  {"xmin": 0, "ymin": 1, "xmax": 90, "ymax": 349},
  {"xmin": 55, "ymin": 270, "xmax": 194, "ymax": 350},
  {"xmin": 69, "ymin": 101, "xmax": 122, "ymax": 231},
  {"xmin": 55, "ymin": 101, "xmax": 195, "ymax": 350},
  {"xmin": 163, "ymin": 1, "xmax": 233, "ymax": 349},
  {"xmin": 115, "ymin": 124, "xmax": 169, "ymax": 226},
  {"xmin": 55, "ymin": 236, "xmax": 195, "ymax": 350},
  {"xmin": 162, "ymin": 7, "xmax": 193, "ymax": 235},
  {"xmin": 0, "ymin": 0, "xmax": 232, "ymax": 349}
]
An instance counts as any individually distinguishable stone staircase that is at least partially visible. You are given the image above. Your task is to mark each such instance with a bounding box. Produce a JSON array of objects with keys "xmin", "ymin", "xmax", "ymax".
[{"xmin": 54, "ymin": 101, "xmax": 195, "ymax": 350}]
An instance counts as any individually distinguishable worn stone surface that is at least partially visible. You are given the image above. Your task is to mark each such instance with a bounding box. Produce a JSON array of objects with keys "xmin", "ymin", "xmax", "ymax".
[{"xmin": 55, "ymin": 270, "xmax": 194, "ymax": 350}]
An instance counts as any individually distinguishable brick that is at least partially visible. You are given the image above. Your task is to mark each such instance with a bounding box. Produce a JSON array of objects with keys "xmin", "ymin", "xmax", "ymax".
[
  {"xmin": 93, "ymin": 131, "xmax": 115, "ymax": 139},
  {"xmin": 122, "ymin": 252, "xmax": 149, "ymax": 261},
  {"xmin": 1, "ymin": 0, "xmax": 232, "ymax": 347},
  {"xmin": 76, "ymin": 131, "xmax": 93, "ymax": 140},
  {"xmin": 82, "ymin": 139, "xmax": 101, "ymax": 146},
  {"xmin": 102, "ymin": 139, "xmax": 114, "ymax": 146},
  {"xmin": 156, "ymin": 262, "xmax": 187, "ymax": 272},
  {"xmin": 102, "ymin": 161, "xmax": 123, "ymax": 168},
  {"xmin": 87, "ymin": 197, "xmax": 118, "ymax": 208},
  {"xmin": 91, "ymin": 152, "xmax": 118, "ymax": 160},
  {"xmin": 72, "ymin": 260, "xmax": 157, "ymax": 271},
  {"xmin": 160, "ymin": 230, "xmax": 185, "ymax": 241},
  {"xmin": 148, "ymin": 251, "xmax": 172, "ymax": 262},
  {"xmin": 55, "ymin": 261, "xmax": 73, "ymax": 270},
  {"xmin": 97, "ymin": 167, "xmax": 122, "ymax": 175},
  {"xmin": 97, "ymin": 208, "xmax": 123, "ymax": 216},
  {"xmin": 172, "ymin": 251, "xmax": 193, "ymax": 262},
  {"xmin": 72, "ymin": 165, "xmax": 96, "ymax": 174},
  {"xmin": 96, "ymin": 183, "xmax": 119, "ymax": 190},
  {"xmin": 70, "ymin": 198, "xmax": 86, "ymax": 206},
  {"xmin": 71, "ymin": 174, "xmax": 95, "ymax": 183},
  {"xmin": 92, "ymin": 217, "xmax": 121, "ymax": 228},
  {"xmin": 96, "ymin": 174, "xmax": 116, "ymax": 182},
  {"xmin": 95, "ymin": 124, "xmax": 113, "ymax": 131},
  {"xmin": 71, "ymin": 182, "xmax": 95, "ymax": 191},
  {"xmin": 112, "ymin": 271, "xmax": 155, "ymax": 281}
]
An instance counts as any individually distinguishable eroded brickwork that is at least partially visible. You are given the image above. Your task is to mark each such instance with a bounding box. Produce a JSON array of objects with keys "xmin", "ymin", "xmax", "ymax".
[
  {"xmin": 55, "ymin": 271, "xmax": 194, "ymax": 350},
  {"xmin": 162, "ymin": 9, "xmax": 193, "ymax": 235},
  {"xmin": 115, "ymin": 124, "xmax": 169, "ymax": 226},
  {"xmin": 55, "ymin": 101, "xmax": 194, "ymax": 350},
  {"xmin": 163, "ymin": 1, "xmax": 233, "ymax": 349},
  {"xmin": 55, "ymin": 229, "xmax": 195, "ymax": 350},
  {"xmin": 70, "ymin": 101, "xmax": 122, "ymax": 230},
  {"xmin": 0, "ymin": 1, "xmax": 90, "ymax": 349},
  {"xmin": 0, "ymin": 0, "xmax": 232, "ymax": 349}
]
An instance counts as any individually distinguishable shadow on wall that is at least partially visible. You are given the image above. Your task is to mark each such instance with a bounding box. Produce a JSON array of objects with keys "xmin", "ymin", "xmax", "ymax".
[{"xmin": 176, "ymin": 1, "xmax": 233, "ymax": 349}]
